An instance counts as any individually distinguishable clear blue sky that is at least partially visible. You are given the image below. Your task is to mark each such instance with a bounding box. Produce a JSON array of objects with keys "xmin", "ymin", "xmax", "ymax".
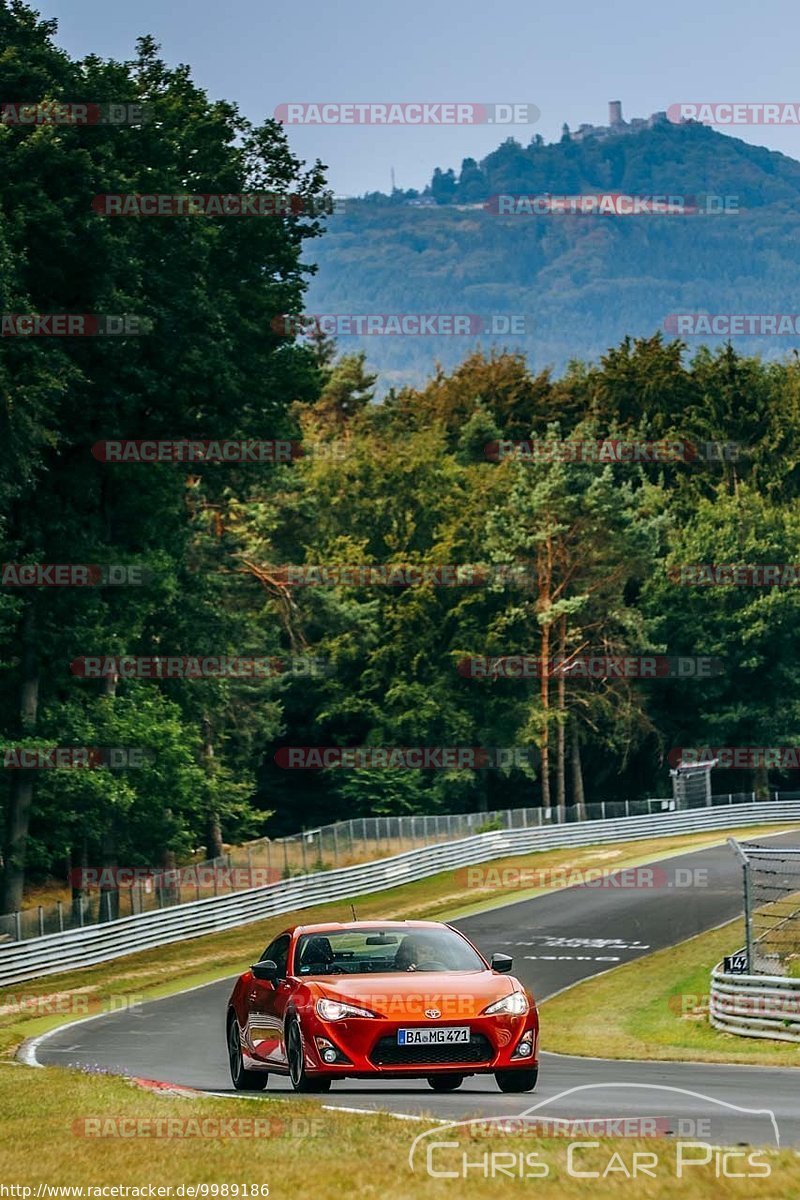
[{"xmin": 41, "ymin": 0, "xmax": 800, "ymax": 195}]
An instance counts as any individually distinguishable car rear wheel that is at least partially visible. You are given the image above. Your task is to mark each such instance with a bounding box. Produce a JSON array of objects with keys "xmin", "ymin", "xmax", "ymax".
[
  {"xmin": 227, "ymin": 1014, "xmax": 268, "ymax": 1091},
  {"xmin": 286, "ymin": 1017, "xmax": 332, "ymax": 1093},
  {"xmin": 495, "ymin": 1067, "xmax": 538, "ymax": 1093},
  {"xmin": 427, "ymin": 1074, "xmax": 465, "ymax": 1092}
]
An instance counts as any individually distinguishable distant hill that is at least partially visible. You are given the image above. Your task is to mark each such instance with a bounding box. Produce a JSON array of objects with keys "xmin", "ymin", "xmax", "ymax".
[{"xmin": 305, "ymin": 121, "xmax": 800, "ymax": 390}]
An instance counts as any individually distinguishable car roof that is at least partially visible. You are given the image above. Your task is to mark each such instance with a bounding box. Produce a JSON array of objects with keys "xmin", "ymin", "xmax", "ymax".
[{"xmin": 289, "ymin": 920, "xmax": 450, "ymax": 936}]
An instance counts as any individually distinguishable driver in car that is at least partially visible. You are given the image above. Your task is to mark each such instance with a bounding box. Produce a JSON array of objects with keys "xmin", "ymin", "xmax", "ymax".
[{"xmin": 393, "ymin": 935, "xmax": 443, "ymax": 972}]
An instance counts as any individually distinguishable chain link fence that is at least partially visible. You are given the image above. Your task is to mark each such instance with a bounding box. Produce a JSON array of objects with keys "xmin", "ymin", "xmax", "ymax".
[
  {"xmin": 276, "ymin": 792, "xmax": 758, "ymax": 870},
  {"xmin": 730, "ymin": 839, "xmax": 800, "ymax": 975},
  {"xmin": 0, "ymin": 789, "xmax": 763, "ymax": 944}
]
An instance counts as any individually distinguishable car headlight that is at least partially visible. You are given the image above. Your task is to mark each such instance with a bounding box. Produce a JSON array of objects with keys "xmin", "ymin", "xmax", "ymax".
[
  {"xmin": 481, "ymin": 991, "xmax": 529, "ymax": 1016},
  {"xmin": 316, "ymin": 998, "xmax": 379, "ymax": 1021}
]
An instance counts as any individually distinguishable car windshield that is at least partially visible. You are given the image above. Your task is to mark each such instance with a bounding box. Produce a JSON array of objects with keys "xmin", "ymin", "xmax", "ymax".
[{"xmin": 293, "ymin": 927, "xmax": 485, "ymax": 976}]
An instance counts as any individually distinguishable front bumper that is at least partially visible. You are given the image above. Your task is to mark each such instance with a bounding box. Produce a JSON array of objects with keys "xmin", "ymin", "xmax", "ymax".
[{"xmin": 302, "ymin": 1010, "xmax": 539, "ymax": 1077}]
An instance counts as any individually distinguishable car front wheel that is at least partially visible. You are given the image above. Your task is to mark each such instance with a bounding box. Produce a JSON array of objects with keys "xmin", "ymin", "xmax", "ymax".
[
  {"xmin": 286, "ymin": 1017, "xmax": 332, "ymax": 1093},
  {"xmin": 494, "ymin": 1067, "xmax": 538, "ymax": 1093}
]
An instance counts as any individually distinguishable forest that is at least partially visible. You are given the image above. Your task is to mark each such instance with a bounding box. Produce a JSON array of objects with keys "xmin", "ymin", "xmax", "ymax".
[{"xmin": 2, "ymin": 2, "xmax": 800, "ymax": 911}]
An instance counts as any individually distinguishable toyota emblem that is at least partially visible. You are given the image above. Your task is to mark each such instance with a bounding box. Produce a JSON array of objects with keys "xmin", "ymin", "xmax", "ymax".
[{"xmin": 425, "ymin": 1008, "xmax": 441, "ymax": 1019}]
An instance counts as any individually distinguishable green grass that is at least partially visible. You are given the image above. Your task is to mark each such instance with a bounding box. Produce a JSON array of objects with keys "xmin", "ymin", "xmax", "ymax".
[{"xmin": 2, "ymin": 1065, "xmax": 798, "ymax": 1199}]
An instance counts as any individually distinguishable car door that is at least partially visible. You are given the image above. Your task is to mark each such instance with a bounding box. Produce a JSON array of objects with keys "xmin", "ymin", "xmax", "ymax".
[{"xmin": 245, "ymin": 933, "xmax": 292, "ymax": 1068}]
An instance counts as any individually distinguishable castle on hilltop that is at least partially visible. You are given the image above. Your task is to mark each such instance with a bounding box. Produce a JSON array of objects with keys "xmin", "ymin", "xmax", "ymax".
[{"xmin": 566, "ymin": 100, "xmax": 668, "ymax": 143}]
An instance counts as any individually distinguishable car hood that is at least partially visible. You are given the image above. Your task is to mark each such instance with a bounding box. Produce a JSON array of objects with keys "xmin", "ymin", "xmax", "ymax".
[{"xmin": 311, "ymin": 971, "xmax": 520, "ymax": 1020}]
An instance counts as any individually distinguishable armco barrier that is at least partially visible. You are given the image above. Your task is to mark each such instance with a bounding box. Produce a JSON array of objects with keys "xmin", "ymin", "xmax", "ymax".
[
  {"xmin": 0, "ymin": 800, "xmax": 798, "ymax": 986},
  {"xmin": 710, "ymin": 963, "xmax": 800, "ymax": 1043}
]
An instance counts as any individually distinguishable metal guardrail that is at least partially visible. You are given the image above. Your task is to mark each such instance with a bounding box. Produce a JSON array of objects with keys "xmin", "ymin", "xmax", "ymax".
[
  {"xmin": 1, "ymin": 799, "xmax": 798, "ymax": 987},
  {"xmin": 710, "ymin": 962, "xmax": 800, "ymax": 1043}
]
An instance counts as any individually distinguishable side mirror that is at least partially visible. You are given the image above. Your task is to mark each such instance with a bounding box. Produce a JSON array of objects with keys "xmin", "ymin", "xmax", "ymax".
[
  {"xmin": 491, "ymin": 953, "xmax": 513, "ymax": 973},
  {"xmin": 251, "ymin": 959, "xmax": 279, "ymax": 983}
]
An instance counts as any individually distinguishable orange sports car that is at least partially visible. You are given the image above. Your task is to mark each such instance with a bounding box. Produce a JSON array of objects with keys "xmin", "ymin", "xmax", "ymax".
[{"xmin": 226, "ymin": 919, "xmax": 539, "ymax": 1093}]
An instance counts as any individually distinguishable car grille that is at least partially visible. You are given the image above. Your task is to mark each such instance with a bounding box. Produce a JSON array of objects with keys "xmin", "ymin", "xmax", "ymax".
[{"xmin": 370, "ymin": 1033, "xmax": 493, "ymax": 1066}]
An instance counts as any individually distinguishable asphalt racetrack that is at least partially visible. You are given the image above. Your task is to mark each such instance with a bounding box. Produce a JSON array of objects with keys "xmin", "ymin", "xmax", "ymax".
[{"xmin": 31, "ymin": 830, "xmax": 800, "ymax": 1146}]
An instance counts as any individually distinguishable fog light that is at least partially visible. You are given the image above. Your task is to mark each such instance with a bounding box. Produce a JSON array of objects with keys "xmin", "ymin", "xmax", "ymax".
[
  {"xmin": 315, "ymin": 1035, "xmax": 349, "ymax": 1065},
  {"xmin": 512, "ymin": 1030, "xmax": 534, "ymax": 1059}
]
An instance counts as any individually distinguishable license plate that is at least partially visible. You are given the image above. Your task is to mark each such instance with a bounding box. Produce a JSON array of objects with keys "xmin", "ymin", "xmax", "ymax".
[{"xmin": 397, "ymin": 1026, "xmax": 470, "ymax": 1045}]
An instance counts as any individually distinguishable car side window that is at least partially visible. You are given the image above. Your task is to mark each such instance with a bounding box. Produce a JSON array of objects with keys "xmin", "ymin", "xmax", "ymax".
[{"xmin": 260, "ymin": 934, "xmax": 290, "ymax": 978}]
